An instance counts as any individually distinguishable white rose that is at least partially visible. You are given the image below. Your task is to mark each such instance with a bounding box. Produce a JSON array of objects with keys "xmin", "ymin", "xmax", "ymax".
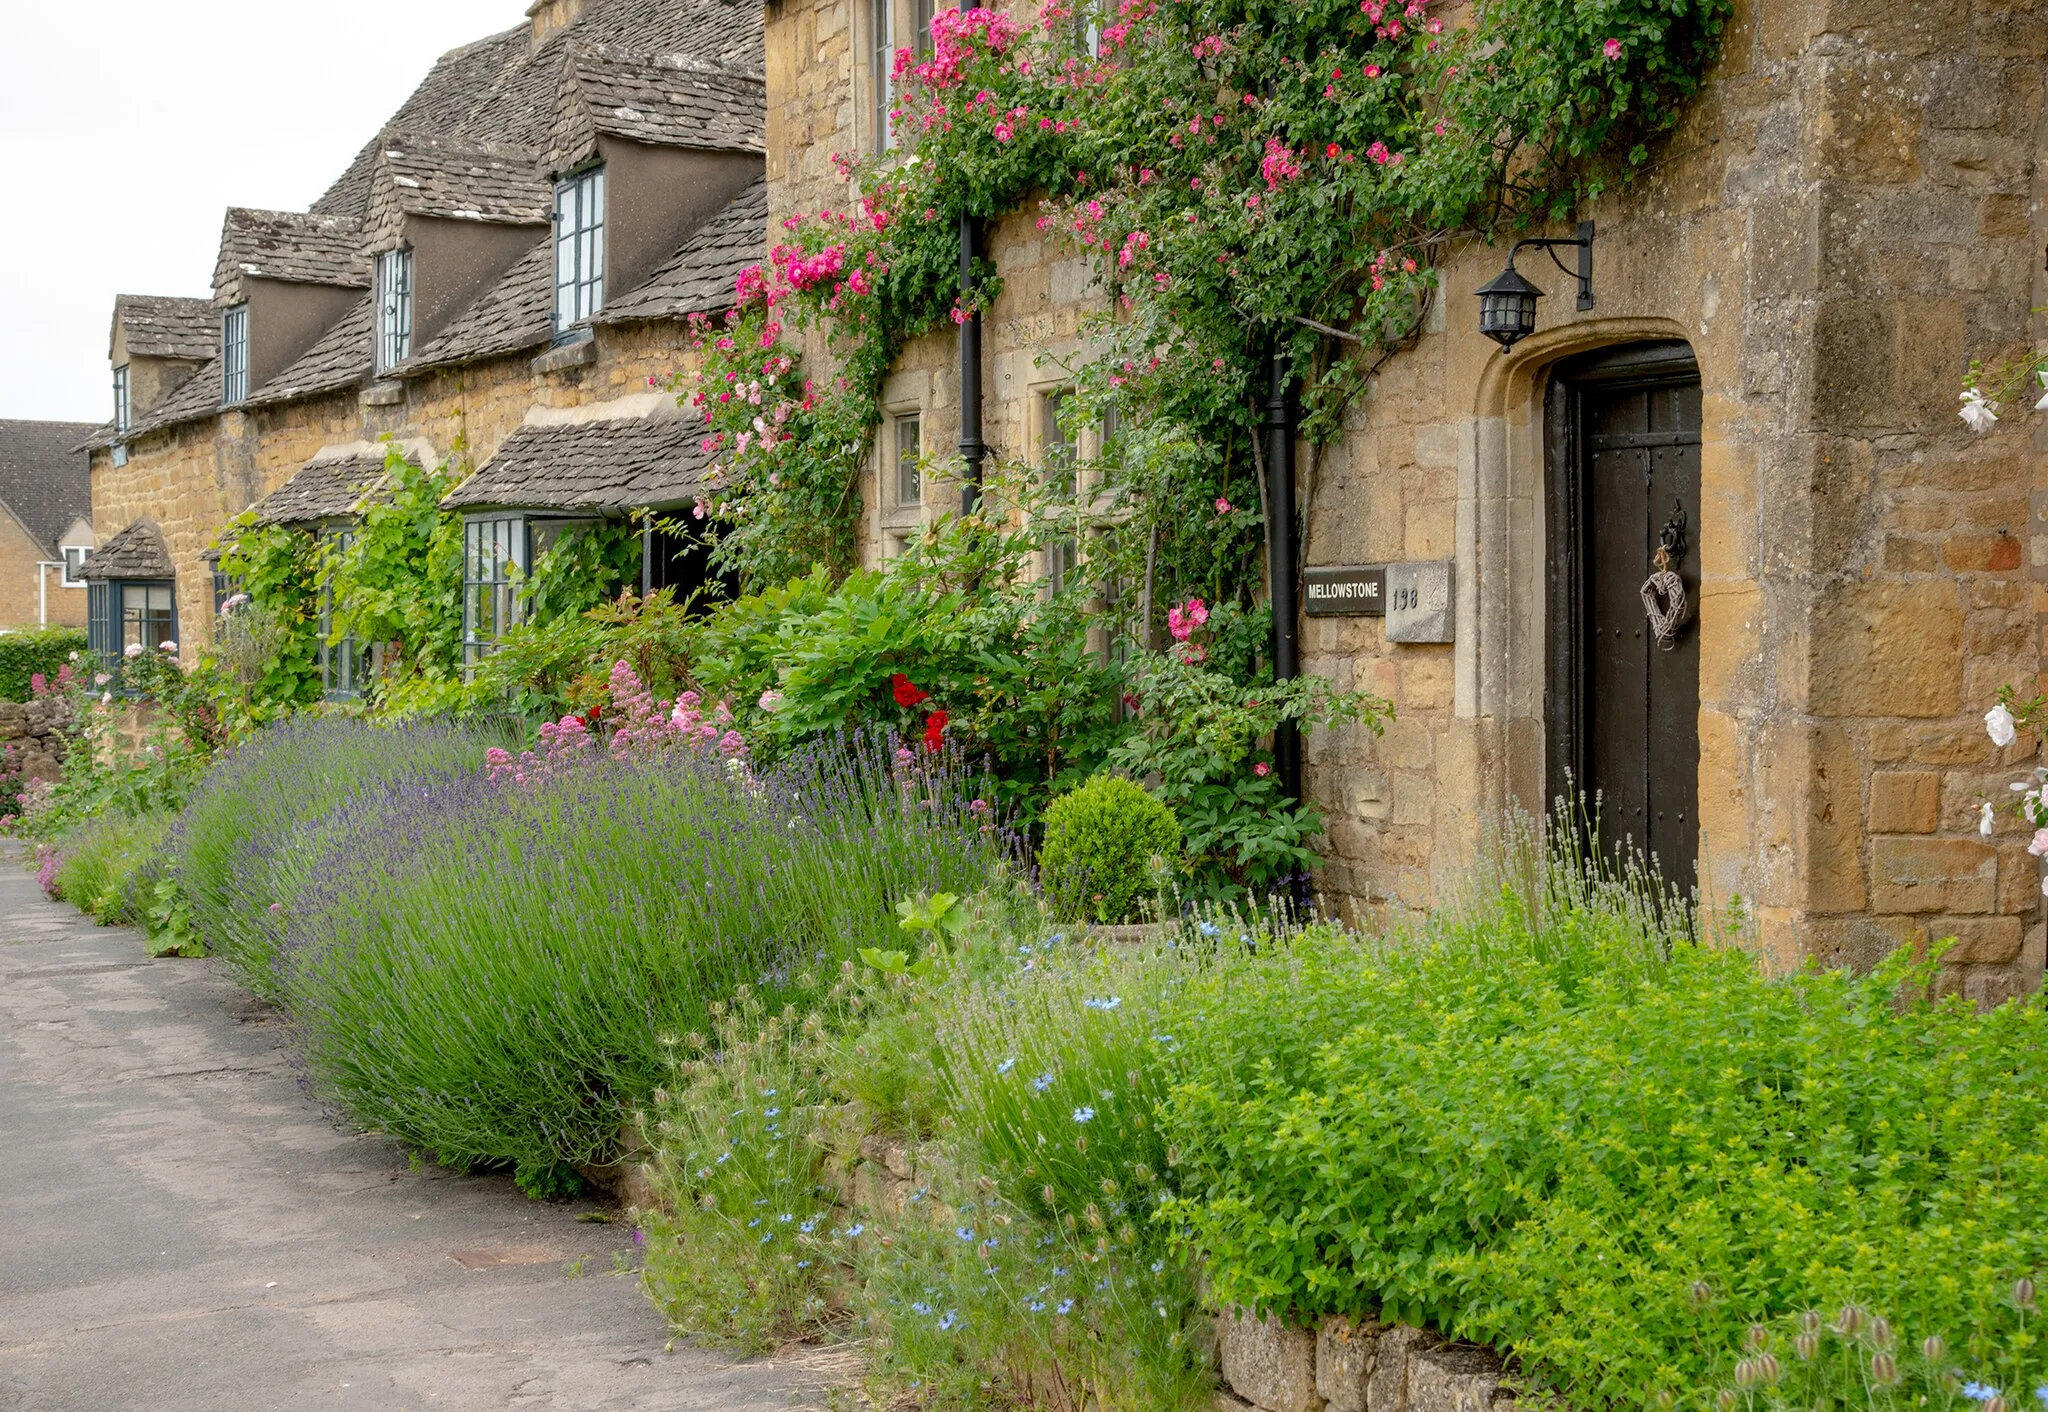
[
  {"xmin": 2036, "ymin": 369, "xmax": 2048, "ymax": 413},
  {"xmin": 1980, "ymin": 801, "xmax": 1995, "ymax": 836},
  {"xmin": 1987, "ymin": 702, "xmax": 2018, "ymax": 748},
  {"xmin": 123, "ymin": 643, "xmax": 143, "ymax": 659},
  {"xmin": 1960, "ymin": 389, "xmax": 1999, "ymax": 434},
  {"xmin": 160, "ymin": 641, "xmax": 178, "ymax": 654}
]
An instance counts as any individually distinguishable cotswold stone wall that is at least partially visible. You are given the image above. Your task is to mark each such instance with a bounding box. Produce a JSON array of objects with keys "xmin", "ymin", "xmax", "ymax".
[
  {"xmin": 89, "ymin": 319, "xmax": 705, "ymax": 658},
  {"xmin": 763, "ymin": 0, "xmax": 2048, "ymax": 997}
]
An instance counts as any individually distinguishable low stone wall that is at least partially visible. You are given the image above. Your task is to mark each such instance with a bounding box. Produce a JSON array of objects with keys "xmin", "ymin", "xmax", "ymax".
[
  {"xmin": 0, "ymin": 697, "xmax": 73, "ymax": 786},
  {"xmin": 607, "ymin": 1103, "xmax": 1529, "ymax": 1412}
]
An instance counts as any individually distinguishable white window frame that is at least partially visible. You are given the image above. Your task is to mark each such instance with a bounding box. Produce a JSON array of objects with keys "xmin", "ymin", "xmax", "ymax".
[
  {"xmin": 221, "ymin": 304, "xmax": 249, "ymax": 405},
  {"xmin": 112, "ymin": 365, "xmax": 130, "ymax": 433},
  {"xmin": 376, "ymin": 248, "xmax": 413, "ymax": 371},
  {"xmin": 894, "ymin": 413, "xmax": 923, "ymax": 506},
  {"xmin": 553, "ymin": 167, "xmax": 606, "ymax": 335},
  {"xmin": 462, "ymin": 514, "xmax": 529, "ymax": 668},
  {"xmin": 60, "ymin": 546, "xmax": 88, "ymax": 588}
]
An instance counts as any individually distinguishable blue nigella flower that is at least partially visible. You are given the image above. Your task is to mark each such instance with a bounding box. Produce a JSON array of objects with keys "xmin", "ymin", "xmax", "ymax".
[
  {"xmin": 1073, "ymin": 1106, "xmax": 1096, "ymax": 1123},
  {"xmin": 1964, "ymin": 1385, "xmax": 2000, "ymax": 1404},
  {"xmin": 937, "ymin": 1311, "xmax": 960, "ymax": 1332},
  {"xmin": 778, "ymin": 1213, "xmax": 793, "ymax": 1223},
  {"xmin": 799, "ymin": 1217, "xmax": 818, "ymax": 1234},
  {"xmin": 1033, "ymin": 1073, "xmax": 1055, "ymax": 1093},
  {"xmin": 796, "ymin": 1260, "xmax": 812, "ymax": 1269},
  {"xmin": 1151, "ymin": 1260, "xmax": 1165, "ymax": 1273},
  {"xmin": 2033, "ymin": 1387, "xmax": 2048, "ymax": 1408},
  {"xmin": 1027, "ymin": 1299, "xmax": 1046, "ymax": 1313},
  {"xmin": 844, "ymin": 1223, "xmax": 865, "ymax": 1238},
  {"xmin": 1198, "ymin": 921, "xmax": 1219, "ymax": 937},
  {"xmin": 1045, "ymin": 933, "xmax": 1064, "ymax": 947},
  {"xmin": 1056, "ymin": 1299, "xmax": 1074, "ymax": 1315},
  {"xmin": 1053, "ymin": 1266, "xmax": 1069, "ymax": 1277},
  {"xmin": 997, "ymin": 1058, "xmax": 1017, "ymax": 1075},
  {"xmin": 911, "ymin": 1301, "xmax": 933, "ymax": 1316},
  {"xmin": 747, "ymin": 1218, "xmax": 761, "ymax": 1228},
  {"xmin": 764, "ymin": 1107, "xmax": 781, "ymax": 1118},
  {"xmin": 956, "ymin": 1226, "xmax": 977, "ymax": 1242},
  {"xmin": 1084, "ymin": 996, "xmax": 1121, "ymax": 1011},
  {"xmin": 759, "ymin": 1234, "xmax": 772, "ymax": 1245}
]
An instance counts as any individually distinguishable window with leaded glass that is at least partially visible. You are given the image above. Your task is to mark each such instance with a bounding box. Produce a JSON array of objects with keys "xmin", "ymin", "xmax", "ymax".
[
  {"xmin": 319, "ymin": 528, "xmax": 365, "ymax": 698},
  {"xmin": 376, "ymin": 248, "xmax": 413, "ymax": 370},
  {"xmin": 222, "ymin": 304, "xmax": 249, "ymax": 404},
  {"xmin": 212, "ymin": 568, "xmax": 242, "ymax": 614},
  {"xmin": 87, "ymin": 582, "xmax": 112, "ymax": 659},
  {"xmin": 120, "ymin": 583, "xmax": 177, "ymax": 654},
  {"xmin": 463, "ymin": 516, "xmax": 526, "ymax": 667},
  {"xmin": 553, "ymin": 168, "xmax": 605, "ymax": 334},
  {"xmin": 894, "ymin": 414, "xmax": 922, "ymax": 505},
  {"xmin": 113, "ymin": 365, "xmax": 130, "ymax": 433},
  {"xmin": 872, "ymin": 0, "xmax": 895, "ymax": 153}
]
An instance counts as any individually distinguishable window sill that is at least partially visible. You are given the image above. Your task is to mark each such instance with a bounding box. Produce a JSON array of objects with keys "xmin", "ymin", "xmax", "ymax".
[
  {"xmin": 360, "ymin": 380, "xmax": 406, "ymax": 407},
  {"xmin": 532, "ymin": 337, "xmax": 597, "ymax": 375}
]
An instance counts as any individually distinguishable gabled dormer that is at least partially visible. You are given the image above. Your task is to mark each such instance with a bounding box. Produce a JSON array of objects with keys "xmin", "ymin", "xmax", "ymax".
[
  {"xmin": 108, "ymin": 296, "xmax": 215, "ymax": 430},
  {"xmin": 212, "ymin": 208, "xmax": 369, "ymax": 405},
  {"xmin": 363, "ymin": 131, "xmax": 553, "ymax": 371},
  {"xmin": 541, "ymin": 45, "xmax": 764, "ymax": 341}
]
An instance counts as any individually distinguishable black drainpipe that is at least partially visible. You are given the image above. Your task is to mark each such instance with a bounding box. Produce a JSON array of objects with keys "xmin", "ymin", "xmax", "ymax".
[
  {"xmin": 958, "ymin": 212, "xmax": 986, "ymax": 514},
  {"xmin": 1264, "ymin": 351, "xmax": 1302, "ymax": 806}
]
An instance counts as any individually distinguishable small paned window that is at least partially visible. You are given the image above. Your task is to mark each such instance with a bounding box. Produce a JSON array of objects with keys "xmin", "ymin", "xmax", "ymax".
[
  {"xmin": 120, "ymin": 582, "xmax": 177, "ymax": 654},
  {"xmin": 222, "ymin": 304, "xmax": 249, "ymax": 404},
  {"xmin": 376, "ymin": 248, "xmax": 413, "ymax": 370},
  {"xmin": 87, "ymin": 582, "xmax": 112, "ymax": 659},
  {"xmin": 112, "ymin": 365, "xmax": 130, "ymax": 433},
  {"xmin": 319, "ymin": 528, "xmax": 366, "ymax": 699},
  {"xmin": 61, "ymin": 547, "xmax": 88, "ymax": 588},
  {"xmin": 212, "ymin": 569, "xmax": 242, "ymax": 614},
  {"xmin": 872, "ymin": 0, "xmax": 894, "ymax": 153},
  {"xmin": 1082, "ymin": 0, "xmax": 1106, "ymax": 56},
  {"xmin": 553, "ymin": 168, "xmax": 605, "ymax": 334},
  {"xmin": 1040, "ymin": 391, "xmax": 1078, "ymax": 594},
  {"xmin": 463, "ymin": 516, "xmax": 527, "ymax": 668},
  {"xmin": 894, "ymin": 414, "xmax": 922, "ymax": 505},
  {"xmin": 913, "ymin": 0, "xmax": 935, "ymax": 54}
]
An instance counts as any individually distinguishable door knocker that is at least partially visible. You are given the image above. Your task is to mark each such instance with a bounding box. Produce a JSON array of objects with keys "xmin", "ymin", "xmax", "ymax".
[{"xmin": 1640, "ymin": 500, "xmax": 1690, "ymax": 651}]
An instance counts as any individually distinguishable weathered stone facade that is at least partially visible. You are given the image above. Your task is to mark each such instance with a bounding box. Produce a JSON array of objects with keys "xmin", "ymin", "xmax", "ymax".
[{"xmin": 762, "ymin": 0, "xmax": 2048, "ymax": 993}]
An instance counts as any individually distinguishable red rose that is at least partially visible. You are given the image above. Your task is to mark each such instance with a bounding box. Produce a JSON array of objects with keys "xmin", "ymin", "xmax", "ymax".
[
  {"xmin": 923, "ymin": 709, "xmax": 949, "ymax": 752},
  {"xmin": 892, "ymin": 673, "xmax": 929, "ymax": 707}
]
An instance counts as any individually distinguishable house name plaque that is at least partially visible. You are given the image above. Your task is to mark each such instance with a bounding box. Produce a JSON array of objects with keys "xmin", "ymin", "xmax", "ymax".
[{"xmin": 1303, "ymin": 565, "xmax": 1385, "ymax": 616}]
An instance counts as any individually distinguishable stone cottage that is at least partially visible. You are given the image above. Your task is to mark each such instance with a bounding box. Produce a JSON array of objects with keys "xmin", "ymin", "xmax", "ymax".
[
  {"xmin": 80, "ymin": 0, "xmax": 769, "ymax": 689},
  {"xmin": 0, "ymin": 421, "xmax": 95, "ymax": 630},
  {"xmin": 760, "ymin": 0, "xmax": 2048, "ymax": 999}
]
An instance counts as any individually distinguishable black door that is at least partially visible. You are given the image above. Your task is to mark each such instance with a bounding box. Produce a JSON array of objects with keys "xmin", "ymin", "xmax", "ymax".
[{"xmin": 1546, "ymin": 342, "xmax": 1702, "ymax": 891}]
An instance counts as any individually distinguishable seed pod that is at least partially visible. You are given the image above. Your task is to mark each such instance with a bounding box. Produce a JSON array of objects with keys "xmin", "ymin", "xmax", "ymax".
[
  {"xmin": 1799, "ymin": 1309, "xmax": 1822, "ymax": 1335},
  {"xmin": 1921, "ymin": 1334, "xmax": 1946, "ymax": 1362},
  {"xmin": 1871, "ymin": 1353, "xmax": 1899, "ymax": 1386},
  {"xmin": 1653, "ymin": 1390, "xmax": 1676, "ymax": 1408},
  {"xmin": 1836, "ymin": 1304, "xmax": 1864, "ymax": 1336},
  {"xmin": 1747, "ymin": 1324, "xmax": 1771, "ymax": 1352},
  {"xmin": 2017, "ymin": 1278, "xmax": 2038, "ymax": 1310},
  {"xmin": 1735, "ymin": 1359, "xmax": 1756, "ymax": 1388},
  {"xmin": 1716, "ymin": 1390, "xmax": 1739, "ymax": 1411},
  {"xmin": 1794, "ymin": 1332, "xmax": 1820, "ymax": 1361},
  {"xmin": 1987, "ymin": 1398, "xmax": 2009, "ymax": 1412},
  {"xmin": 1042, "ymin": 1184, "xmax": 1056, "ymax": 1207},
  {"xmin": 1869, "ymin": 1316, "xmax": 1892, "ymax": 1349},
  {"xmin": 1755, "ymin": 1355, "xmax": 1781, "ymax": 1385},
  {"xmin": 1690, "ymin": 1280, "xmax": 1714, "ymax": 1306}
]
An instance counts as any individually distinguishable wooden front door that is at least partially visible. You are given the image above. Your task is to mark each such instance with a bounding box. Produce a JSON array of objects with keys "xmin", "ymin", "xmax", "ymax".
[{"xmin": 1546, "ymin": 342, "xmax": 1702, "ymax": 891}]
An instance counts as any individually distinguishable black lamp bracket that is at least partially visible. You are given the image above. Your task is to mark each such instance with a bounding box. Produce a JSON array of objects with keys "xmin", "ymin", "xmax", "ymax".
[{"xmin": 1506, "ymin": 220, "xmax": 1596, "ymax": 311}]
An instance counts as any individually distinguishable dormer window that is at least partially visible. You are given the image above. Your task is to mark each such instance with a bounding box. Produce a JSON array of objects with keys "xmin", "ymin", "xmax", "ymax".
[
  {"xmin": 553, "ymin": 167, "xmax": 605, "ymax": 335},
  {"xmin": 113, "ymin": 365, "xmax": 130, "ymax": 433},
  {"xmin": 376, "ymin": 248, "xmax": 413, "ymax": 370},
  {"xmin": 222, "ymin": 304, "xmax": 249, "ymax": 404}
]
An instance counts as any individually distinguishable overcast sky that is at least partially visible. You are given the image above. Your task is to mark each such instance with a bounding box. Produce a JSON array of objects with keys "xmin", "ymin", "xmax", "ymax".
[{"xmin": 0, "ymin": 0, "xmax": 529, "ymax": 425}]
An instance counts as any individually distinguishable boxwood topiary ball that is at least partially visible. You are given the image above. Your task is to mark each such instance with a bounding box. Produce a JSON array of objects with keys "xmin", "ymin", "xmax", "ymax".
[{"xmin": 1038, "ymin": 774, "xmax": 1181, "ymax": 925}]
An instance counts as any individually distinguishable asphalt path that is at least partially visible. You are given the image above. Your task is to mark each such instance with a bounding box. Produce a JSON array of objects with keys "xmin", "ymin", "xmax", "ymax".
[{"xmin": 0, "ymin": 853, "xmax": 851, "ymax": 1411}]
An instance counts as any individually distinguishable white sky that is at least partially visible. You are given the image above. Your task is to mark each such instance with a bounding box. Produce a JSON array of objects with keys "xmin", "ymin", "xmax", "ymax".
[{"xmin": 0, "ymin": 0, "xmax": 530, "ymax": 424}]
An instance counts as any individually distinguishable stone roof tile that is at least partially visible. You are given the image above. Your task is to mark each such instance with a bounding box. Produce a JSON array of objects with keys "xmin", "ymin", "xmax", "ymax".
[
  {"xmin": 84, "ymin": 519, "xmax": 175, "ymax": 581},
  {"xmin": 216, "ymin": 208, "xmax": 369, "ymax": 293},
  {"xmin": 112, "ymin": 295, "xmax": 217, "ymax": 362},
  {"xmin": 442, "ymin": 412, "xmax": 707, "ymax": 512},
  {"xmin": 0, "ymin": 421, "xmax": 95, "ymax": 557},
  {"xmin": 559, "ymin": 47, "xmax": 766, "ymax": 157},
  {"xmin": 249, "ymin": 448, "xmax": 410, "ymax": 526},
  {"xmin": 598, "ymin": 178, "xmax": 765, "ymax": 325},
  {"xmin": 125, "ymin": 359, "xmax": 224, "ymax": 442},
  {"xmin": 401, "ymin": 238, "xmax": 555, "ymax": 372},
  {"xmin": 372, "ymin": 131, "xmax": 552, "ymax": 226}
]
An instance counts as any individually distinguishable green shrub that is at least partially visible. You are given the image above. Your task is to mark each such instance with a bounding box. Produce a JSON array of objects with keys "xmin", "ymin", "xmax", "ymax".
[
  {"xmin": 1038, "ymin": 774, "xmax": 1180, "ymax": 923},
  {"xmin": 1160, "ymin": 822, "xmax": 2048, "ymax": 1409},
  {"xmin": 0, "ymin": 628, "xmax": 87, "ymax": 702},
  {"xmin": 170, "ymin": 716, "xmax": 509, "ymax": 996},
  {"xmin": 52, "ymin": 809, "xmax": 171, "ymax": 926}
]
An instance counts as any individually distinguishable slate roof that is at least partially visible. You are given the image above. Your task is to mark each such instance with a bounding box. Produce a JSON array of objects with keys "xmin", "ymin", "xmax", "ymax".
[
  {"xmin": 599, "ymin": 178, "xmax": 765, "ymax": 325},
  {"xmin": 245, "ymin": 296, "xmax": 375, "ymax": 408},
  {"xmin": 83, "ymin": 519, "xmax": 175, "ymax": 581},
  {"xmin": 112, "ymin": 295, "xmax": 216, "ymax": 362},
  {"xmin": 443, "ymin": 413, "xmax": 707, "ymax": 512},
  {"xmin": 403, "ymin": 237, "xmax": 556, "ymax": 372},
  {"xmin": 125, "ymin": 360, "xmax": 224, "ymax": 443},
  {"xmin": 249, "ymin": 448, "xmax": 409, "ymax": 526},
  {"xmin": 556, "ymin": 47, "xmax": 766, "ymax": 162},
  {"xmin": 370, "ymin": 131, "xmax": 551, "ymax": 227},
  {"xmin": 0, "ymin": 421, "xmax": 95, "ymax": 558},
  {"xmin": 216, "ymin": 208, "xmax": 369, "ymax": 292}
]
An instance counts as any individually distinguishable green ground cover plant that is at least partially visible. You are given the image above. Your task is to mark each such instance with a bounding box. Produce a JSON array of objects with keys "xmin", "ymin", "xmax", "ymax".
[
  {"xmin": 0, "ymin": 628, "xmax": 88, "ymax": 703},
  {"xmin": 48, "ymin": 808, "xmax": 170, "ymax": 927},
  {"xmin": 1038, "ymin": 773, "xmax": 1181, "ymax": 922}
]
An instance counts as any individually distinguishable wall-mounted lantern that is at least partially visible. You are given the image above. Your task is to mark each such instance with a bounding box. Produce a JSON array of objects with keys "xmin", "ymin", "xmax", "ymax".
[{"xmin": 1476, "ymin": 220, "xmax": 1595, "ymax": 350}]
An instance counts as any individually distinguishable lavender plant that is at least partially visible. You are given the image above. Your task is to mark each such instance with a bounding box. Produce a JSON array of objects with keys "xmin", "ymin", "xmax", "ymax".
[
  {"xmin": 171, "ymin": 716, "xmax": 510, "ymax": 997},
  {"xmin": 278, "ymin": 735, "xmax": 1014, "ymax": 1181}
]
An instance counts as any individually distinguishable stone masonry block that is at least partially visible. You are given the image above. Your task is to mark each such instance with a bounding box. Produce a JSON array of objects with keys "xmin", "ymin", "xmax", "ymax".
[
  {"xmin": 1933, "ymin": 914, "xmax": 2024, "ymax": 965},
  {"xmin": 1869, "ymin": 771, "xmax": 1939, "ymax": 833},
  {"xmin": 1405, "ymin": 1344, "xmax": 1503, "ymax": 1412},
  {"xmin": 1810, "ymin": 578, "xmax": 1962, "ymax": 718},
  {"xmin": 1217, "ymin": 1308, "xmax": 1319, "ymax": 1412},
  {"xmin": 1317, "ymin": 1317, "xmax": 1377, "ymax": 1412},
  {"xmin": 1367, "ymin": 1324, "xmax": 1428, "ymax": 1412},
  {"xmin": 1871, "ymin": 837, "xmax": 1998, "ymax": 914}
]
